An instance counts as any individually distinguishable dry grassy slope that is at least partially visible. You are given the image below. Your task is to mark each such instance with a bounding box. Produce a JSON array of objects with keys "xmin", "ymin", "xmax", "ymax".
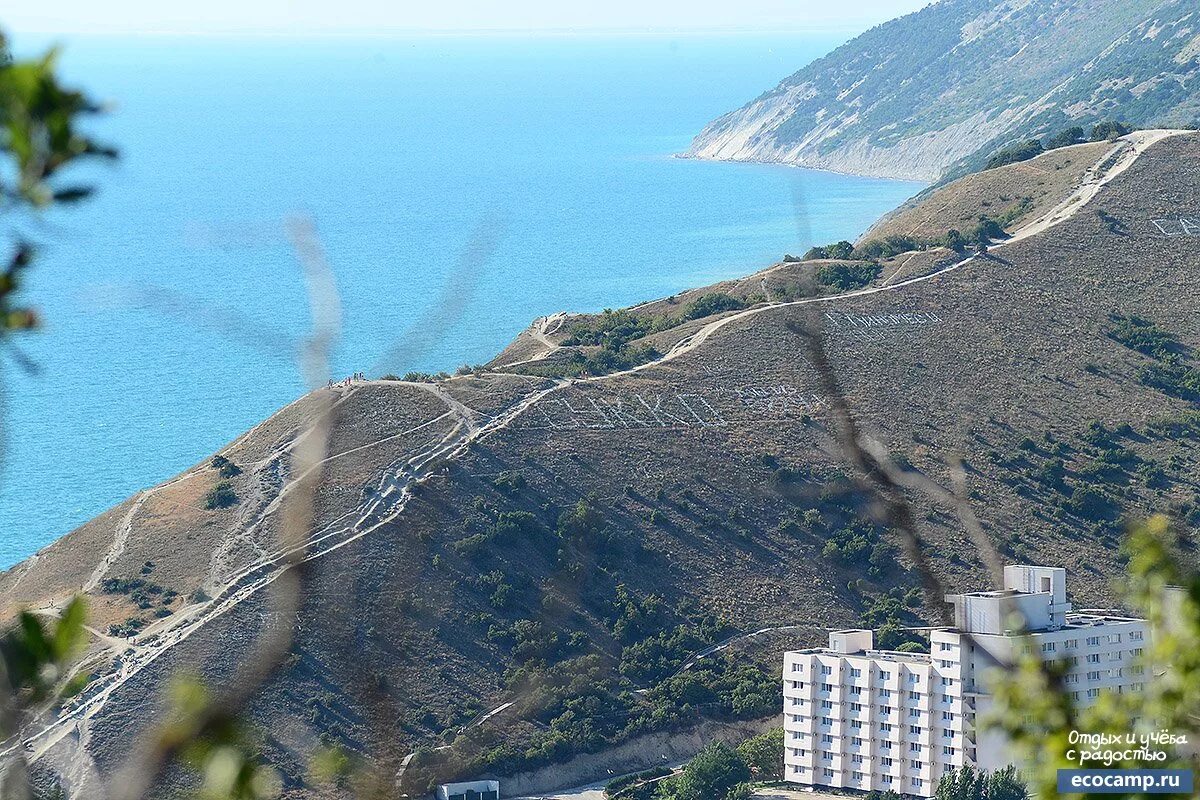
[
  {"xmin": 11, "ymin": 134, "xmax": 1200, "ymax": 798},
  {"xmin": 489, "ymin": 259, "xmax": 873, "ymax": 371},
  {"xmin": 863, "ymin": 140, "xmax": 1116, "ymax": 243}
]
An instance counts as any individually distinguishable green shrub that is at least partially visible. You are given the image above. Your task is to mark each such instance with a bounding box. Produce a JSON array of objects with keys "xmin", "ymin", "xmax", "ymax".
[
  {"xmin": 671, "ymin": 742, "xmax": 750, "ymax": 800},
  {"xmin": 803, "ymin": 240, "xmax": 854, "ymax": 260},
  {"xmin": 203, "ymin": 481, "xmax": 238, "ymax": 510},
  {"xmin": 816, "ymin": 261, "xmax": 882, "ymax": 290},
  {"xmin": 1091, "ymin": 120, "xmax": 1132, "ymax": 141},
  {"xmin": 985, "ymin": 139, "xmax": 1044, "ymax": 170},
  {"xmin": 736, "ymin": 727, "xmax": 783, "ymax": 781},
  {"xmin": 682, "ymin": 293, "xmax": 745, "ymax": 321},
  {"xmin": 492, "ymin": 470, "xmax": 526, "ymax": 494},
  {"xmin": 854, "ymin": 235, "xmax": 919, "ymax": 260},
  {"xmin": 210, "ymin": 454, "xmax": 242, "ymax": 478},
  {"xmin": 1107, "ymin": 314, "xmax": 1179, "ymax": 358},
  {"xmin": 1045, "ymin": 126, "xmax": 1085, "ymax": 149},
  {"xmin": 1140, "ymin": 360, "xmax": 1200, "ymax": 402}
]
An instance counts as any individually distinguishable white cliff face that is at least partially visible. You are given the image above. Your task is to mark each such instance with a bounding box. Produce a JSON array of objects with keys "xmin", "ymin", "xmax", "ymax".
[
  {"xmin": 689, "ymin": 106, "xmax": 1025, "ymax": 182},
  {"xmin": 686, "ymin": 0, "xmax": 1199, "ymax": 181}
]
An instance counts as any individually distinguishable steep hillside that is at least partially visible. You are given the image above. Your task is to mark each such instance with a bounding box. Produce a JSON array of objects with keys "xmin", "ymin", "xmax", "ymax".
[
  {"xmin": 6, "ymin": 132, "xmax": 1200, "ymax": 799},
  {"xmin": 686, "ymin": 0, "xmax": 1200, "ymax": 180}
]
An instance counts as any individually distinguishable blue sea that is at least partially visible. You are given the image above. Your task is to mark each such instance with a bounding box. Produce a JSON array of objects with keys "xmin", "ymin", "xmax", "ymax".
[{"xmin": 1, "ymin": 33, "xmax": 922, "ymax": 568}]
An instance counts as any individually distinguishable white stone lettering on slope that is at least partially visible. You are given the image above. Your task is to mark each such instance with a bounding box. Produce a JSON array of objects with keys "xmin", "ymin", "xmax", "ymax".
[
  {"xmin": 530, "ymin": 393, "xmax": 729, "ymax": 430},
  {"xmin": 1151, "ymin": 217, "xmax": 1200, "ymax": 237},
  {"xmin": 823, "ymin": 309, "xmax": 943, "ymax": 343},
  {"xmin": 727, "ymin": 385, "xmax": 828, "ymax": 414}
]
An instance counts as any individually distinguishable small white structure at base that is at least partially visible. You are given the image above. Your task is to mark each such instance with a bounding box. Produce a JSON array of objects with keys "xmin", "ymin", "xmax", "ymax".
[{"xmin": 436, "ymin": 780, "xmax": 500, "ymax": 800}]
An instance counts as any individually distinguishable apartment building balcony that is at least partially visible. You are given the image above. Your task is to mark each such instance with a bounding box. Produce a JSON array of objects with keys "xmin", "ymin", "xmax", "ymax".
[
  {"xmin": 786, "ymin": 748, "xmax": 817, "ymax": 770},
  {"xmin": 785, "ymin": 715, "xmax": 816, "ymax": 736},
  {"xmin": 822, "ymin": 721, "xmax": 846, "ymax": 739},
  {"xmin": 933, "ymin": 663, "xmax": 962, "ymax": 680}
]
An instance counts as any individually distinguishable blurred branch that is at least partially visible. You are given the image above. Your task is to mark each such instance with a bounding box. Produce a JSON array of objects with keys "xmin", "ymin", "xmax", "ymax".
[
  {"xmin": 786, "ymin": 313, "xmax": 955, "ymax": 622},
  {"xmin": 109, "ymin": 218, "xmax": 341, "ymax": 800}
]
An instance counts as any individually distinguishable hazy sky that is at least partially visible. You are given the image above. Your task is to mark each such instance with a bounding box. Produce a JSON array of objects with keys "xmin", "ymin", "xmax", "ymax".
[{"xmin": 6, "ymin": 0, "xmax": 933, "ymax": 36}]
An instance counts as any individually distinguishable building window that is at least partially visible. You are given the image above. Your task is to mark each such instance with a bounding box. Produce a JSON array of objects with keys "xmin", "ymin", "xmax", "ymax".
[
  {"xmin": 1087, "ymin": 671, "xmax": 1101, "ymax": 681},
  {"xmin": 822, "ymin": 717, "xmax": 833, "ymax": 726},
  {"xmin": 942, "ymin": 729, "xmax": 953, "ymax": 739},
  {"xmin": 850, "ymin": 687, "xmax": 863, "ymax": 697},
  {"xmin": 882, "ymin": 757, "xmax": 894, "ymax": 767},
  {"xmin": 1043, "ymin": 642, "xmax": 1056, "ymax": 652},
  {"xmin": 941, "ymin": 694, "xmax": 952, "ymax": 704},
  {"xmin": 909, "ymin": 725, "xmax": 922, "ymax": 735},
  {"xmin": 850, "ymin": 702, "xmax": 863, "ymax": 712},
  {"xmin": 1087, "ymin": 654, "xmax": 1100, "ymax": 664},
  {"xmin": 821, "ymin": 665, "xmax": 833, "ymax": 676},
  {"xmin": 880, "ymin": 671, "xmax": 892, "ymax": 680},
  {"xmin": 883, "ymin": 776, "xmax": 893, "ymax": 785},
  {"xmin": 908, "ymin": 674, "xmax": 919, "ymax": 684},
  {"xmin": 880, "ymin": 706, "xmax": 892, "ymax": 716},
  {"xmin": 939, "ymin": 642, "xmax": 952, "ymax": 651},
  {"xmin": 942, "ymin": 711, "xmax": 954, "ymax": 721},
  {"xmin": 792, "ymin": 663, "xmax": 803, "ymax": 672},
  {"xmin": 853, "ymin": 771, "xmax": 865, "ymax": 781},
  {"xmin": 909, "ymin": 709, "xmax": 920, "ymax": 719},
  {"xmin": 909, "ymin": 690, "xmax": 920, "ymax": 700},
  {"xmin": 1065, "ymin": 639, "xmax": 1077, "ymax": 649},
  {"xmin": 880, "ymin": 723, "xmax": 893, "ymax": 733},
  {"xmin": 909, "ymin": 743, "xmax": 921, "ymax": 753},
  {"xmin": 1087, "ymin": 636, "xmax": 1101, "ymax": 646},
  {"xmin": 1087, "ymin": 689, "xmax": 1100, "ymax": 699},
  {"xmin": 1131, "ymin": 631, "xmax": 1144, "ymax": 641},
  {"xmin": 880, "ymin": 741, "xmax": 893, "ymax": 751},
  {"xmin": 824, "ymin": 769, "xmax": 835, "ymax": 779},
  {"xmin": 850, "ymin": 668, "xmax": 862, "ymax": 678},
  {"xmin": 1110, "ymin": 634, "xmax": 1123, "ymax": 644},
  {"xmin": 821, "ymin": 700, "xmax": 833, "ymax": 710},
  {"xmin": 1132, "ymin": 648, "xmax": 1144, "ymax": 656},
  {"xmin": 911, "ymin": 760, "xmax": 923, "ymax": 769},
  {"xmin": 851, "ymin": 720, "xmax": 863, "ymax": 730},
  {"xmin": 943, "ymin": 746, "xmax": 956, "ymax": 756},
  {"xmin": 880, "ymin": 689, "xmax": 891, "ymax": 699},
  {"xmin": 822, "ymin": 734, "xmax": 834, "ymax": 744},
  {"xmin": 852, "ymin": 737, "xmax": 864, "ymax": 747},
  {"xmin": 852, "ymin": 754, "xmax": 864, "ymax": 764}
]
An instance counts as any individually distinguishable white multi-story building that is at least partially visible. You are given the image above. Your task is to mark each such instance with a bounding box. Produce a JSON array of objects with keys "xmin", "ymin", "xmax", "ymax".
[{"xmin": 782, "ymin": 566, "xmax": 1148, "ymax": 797}]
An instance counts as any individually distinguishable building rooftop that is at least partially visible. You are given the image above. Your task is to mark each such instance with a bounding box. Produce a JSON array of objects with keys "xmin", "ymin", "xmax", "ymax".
[
  {"xmin": 1064, "ymin": 612, "xmax": 1143, "ymax": 628},
  {"xmin": 786, "ymin": 646, "xmax": 932, "ymax": 663}
]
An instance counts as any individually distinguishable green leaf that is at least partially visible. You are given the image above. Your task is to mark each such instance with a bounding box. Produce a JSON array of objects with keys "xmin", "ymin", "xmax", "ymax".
[
  {"xmin": 18, "ymin": 611, "xmax": 51, "ymax": 664},
  {"xmin": 53, "ymin": 596, "xmax": 87, "ymax": 660}
]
